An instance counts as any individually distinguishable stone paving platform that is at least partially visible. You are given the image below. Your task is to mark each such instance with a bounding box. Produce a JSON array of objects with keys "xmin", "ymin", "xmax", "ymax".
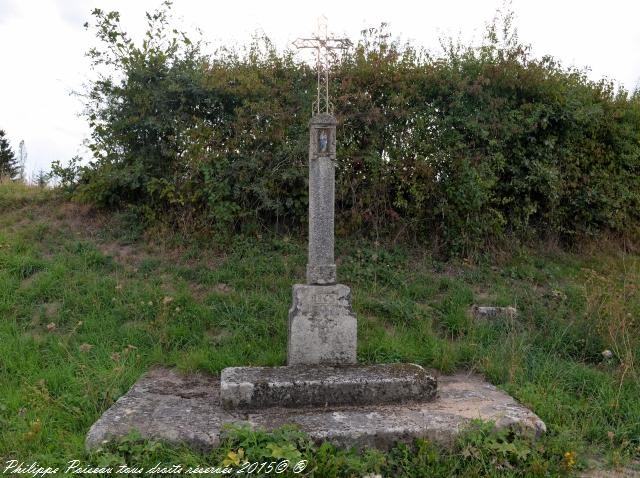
[{"xmin": 85, "ymin": 367, "xmax": 546, "ymax": 451}]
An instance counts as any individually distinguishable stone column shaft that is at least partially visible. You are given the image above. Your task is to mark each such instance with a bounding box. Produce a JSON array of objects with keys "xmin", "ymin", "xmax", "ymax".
[{"xmin": 307, "ymin": 114, "xmax": 337, "ymax": 285}]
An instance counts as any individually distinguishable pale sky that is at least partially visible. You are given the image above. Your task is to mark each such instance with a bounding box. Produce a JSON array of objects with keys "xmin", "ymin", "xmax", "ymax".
[{"xmin": 1, "ymin": 0, "xmax": 639, "ymax": 177}]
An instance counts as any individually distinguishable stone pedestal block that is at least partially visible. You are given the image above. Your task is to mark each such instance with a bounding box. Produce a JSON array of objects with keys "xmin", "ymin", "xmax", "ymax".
[{"xmin": 287, "ymin": 284, "xmax": 357, "ymax": 365}]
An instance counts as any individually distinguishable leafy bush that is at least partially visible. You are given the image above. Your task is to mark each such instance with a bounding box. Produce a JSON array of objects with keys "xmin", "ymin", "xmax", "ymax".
[
  {"xmin": 94, "ymin": 422, "xmax": 574, "ymax": 477},
  {"xmin": 61, "ymin": 3, "xmax": 640, "ymax": 255}
]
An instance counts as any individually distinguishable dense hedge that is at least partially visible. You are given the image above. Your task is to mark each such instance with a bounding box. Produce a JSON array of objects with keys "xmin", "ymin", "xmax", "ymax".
[{"xmin": 62, "ymin": 5, "xmax": 640, "ymax": 254}]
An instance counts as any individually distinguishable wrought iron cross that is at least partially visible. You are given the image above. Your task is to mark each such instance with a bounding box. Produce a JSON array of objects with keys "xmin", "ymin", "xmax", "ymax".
[{"xmin": 293, "ymin": 16, "xmax": 352, "ymax": 115}]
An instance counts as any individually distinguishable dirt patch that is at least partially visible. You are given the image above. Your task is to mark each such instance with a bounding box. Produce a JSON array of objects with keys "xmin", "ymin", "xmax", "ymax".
[
  {"xmin": 188, "ymin": 282, "xmax": 207, "ymax": 300},
  {"xmin": 581, "ymin": 464, "xmax": 640, "ymax": 477},
  {"xmin": 186, "ymin": 282, "xmax": 233, "ymax": 301},
  {"xmin": 14, "ymin": 199, "xmax": 224, "ymax": 274},
  {"xmin": 214, "ymin": 283, "xmax": 233, "ymax": 294},
  {"xmin": 472, "ymin": 287, "xmax": 495, "ymax": 303},
  {"xmin": 206, "ymin": 327, "xmax": 232, "ymax": 344},
  {"xmin": 33, "ymin": 202, "xmax": 148, "ymax": 266},
  {"xmin": 94, "ymin": 240, "xmax": 148, "ymax": 266},
  {"xmin": 20, "ymin": 272, "xmax": 43, "ymax": 289},
  {"xmin": 43, "ymin": 302, "xmax": 60, "ymax": 318},
  {"xmin": 158, "ymin": 273, "xmax": 177, "ymax": 295},
  {"xmin": 432, "ymin": 264, "xmax": 463, "ymax": 278},
  {"xmin": 29, "ymin": 302, "xmax": 61, "ymax": 323},
  {"xmin": 53, "ymin": 203, "xmax": 107, "ymax": 238},
  {"xmin": 23, "ymin": 329, "xmax": 47, "ymax": 343},
  {"xmin": 580, "ymin": 456, "xmax": 640, "ymax": 478}
]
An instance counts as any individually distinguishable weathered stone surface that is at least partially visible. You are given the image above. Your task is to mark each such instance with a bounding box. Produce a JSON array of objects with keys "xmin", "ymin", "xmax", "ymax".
[
  {"xmin": 250, "ymin": 373, "xmax": 546, "ymax": 449},
  {"xmin": 85, "ymin": 367, "xmax": 230, "ymax": 451},
  {"xmin": 307, "ymin": 114, "xmax": 338, "ymax": 285},
  {"xmin": 86, "ymin": 368, "xmax": 546, "ymax": 451},
  {"xmin": 220, "ymin": 363, "xmax": 436, "ymax": 409},
  {"xmin": 580, "ymin": 463, "xmax": 640, "ymax": 478},
  {"xmin": 306, "ymin": 263, "xmax": 337, "ymax": 286},
  {"xmin": 471, "ymin": 305, "xmax": 518, "ymax": 320},
  {"xmin": 287, "ymin": 284, "xmax": 357, "ymax": 365}
]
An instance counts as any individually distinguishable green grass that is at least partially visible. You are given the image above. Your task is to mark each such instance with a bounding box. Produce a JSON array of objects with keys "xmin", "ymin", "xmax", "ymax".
[{"xmin": 0, "ymin": 184, "xmax": 638, "ymax": 477}]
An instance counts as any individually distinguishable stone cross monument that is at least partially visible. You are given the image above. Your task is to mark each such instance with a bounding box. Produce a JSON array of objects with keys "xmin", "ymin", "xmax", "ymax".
[
  {"xmin": 217, "ymin": 16, "xmax": 435, "ymax": 413},
  {"xmin": 86, "ymin": 19, "xmax": 543, "ymax": 451},
  {"xmin": 287, "ymin": 18, "xmax": 356, "ymax": 365}
]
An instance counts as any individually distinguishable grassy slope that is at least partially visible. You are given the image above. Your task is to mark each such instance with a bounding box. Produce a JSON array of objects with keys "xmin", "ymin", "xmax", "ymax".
[{"xmin": 0, "ymin": 183, "xmax": 638, "ymax": 477}]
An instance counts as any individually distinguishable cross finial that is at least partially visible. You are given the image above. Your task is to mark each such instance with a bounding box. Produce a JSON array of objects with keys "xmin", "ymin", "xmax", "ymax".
[{"xmin": 293, "ymin": 16, "xmax": 352, "ymax": 115}]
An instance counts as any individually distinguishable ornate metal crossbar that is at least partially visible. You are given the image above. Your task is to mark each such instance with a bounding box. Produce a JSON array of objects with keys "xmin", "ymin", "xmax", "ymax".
[{"xmin": 293, "ymin": 16, "xmax": 352, "ymax": 115}]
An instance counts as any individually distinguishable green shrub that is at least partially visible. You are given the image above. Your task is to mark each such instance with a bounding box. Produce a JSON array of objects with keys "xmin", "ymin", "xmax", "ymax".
[{"xmin": 58, "ymin": 4, "xmax": 640, "ymax": 256}]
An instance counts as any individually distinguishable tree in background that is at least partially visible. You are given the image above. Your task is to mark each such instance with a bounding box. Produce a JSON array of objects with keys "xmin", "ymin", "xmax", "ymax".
[
  {"xmin": 35, "ymin": 169, "xmax": 49, "ymax": 188},
  {"xmin": 0, "ymin": 130, "xmax": 19, "ymax": 182}
]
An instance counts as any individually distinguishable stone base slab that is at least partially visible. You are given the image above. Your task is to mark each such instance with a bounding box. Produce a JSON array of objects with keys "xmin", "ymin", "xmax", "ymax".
[
  {"xmin": 85, "ymin": 367, "xmax": 546, "ymax": 451},
  {"xmin": 220, "ymin": 363, "xmax": 437, "ymax": 409}
]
